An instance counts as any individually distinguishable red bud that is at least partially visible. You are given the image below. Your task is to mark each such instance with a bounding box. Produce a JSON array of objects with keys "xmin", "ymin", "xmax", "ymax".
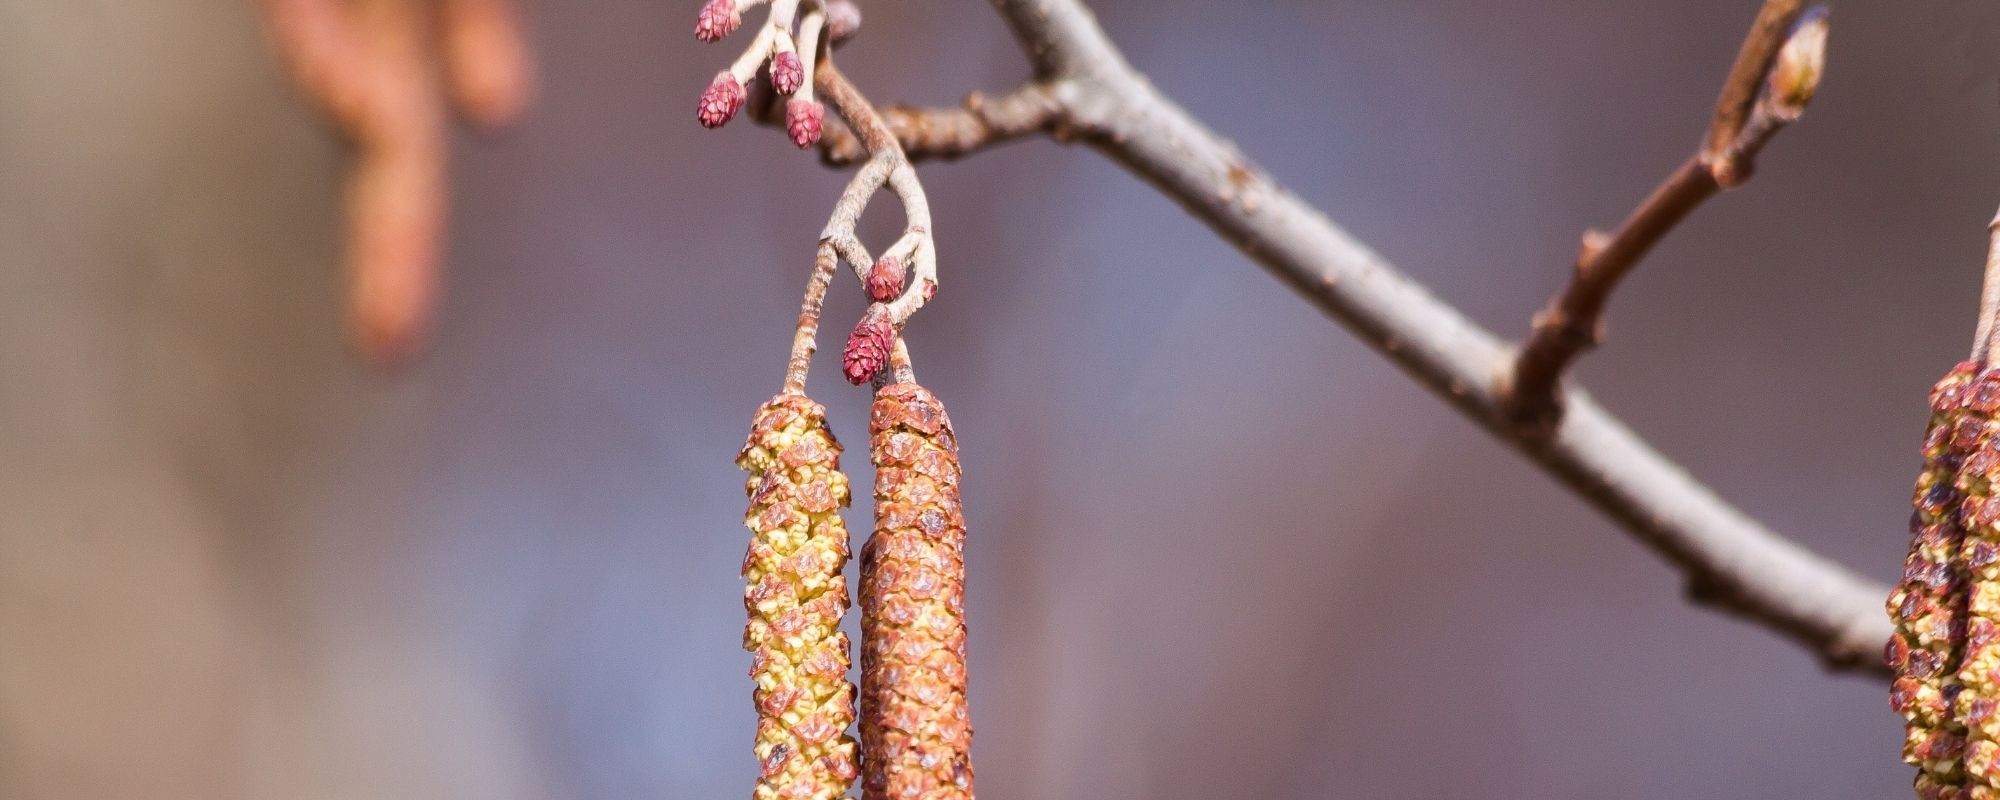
[
  {"xmin": 695, "ymin": 0, "xmax": 741, "ymax": 42},
  {"xmin": 697, "ymin": 72, "xmax": 745, "ymax": 128},
  {"xmin": 866, "ymin": 256, "xmax": 904, "ymax": 302},
  {"xmin": 785, "ymin": 98, "xmax": 824, "ymax": 148},
  {"xmin": 825, "ymin": 1, "xmax": 862, "ymax": 43},
  {"xmin": 770, "ymin": 51, "xmax": 804, "ymax": 95},
  {"xmin": 843, "ymin": 312, "xmax": 894, "ymax": 385}
]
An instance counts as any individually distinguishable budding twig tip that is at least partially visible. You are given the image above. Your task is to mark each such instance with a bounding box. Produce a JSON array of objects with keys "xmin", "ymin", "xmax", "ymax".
[
  {"xmin": 843, "ymin": 311, "xmax": 895, "ymax": 385},
  {"xmin": 695, "ymin": 0, "xmax": 741, "ymax": 42},
  {"xmin": 1767, "ymin": 7, "xmax": 1828, "ymax": 114}
]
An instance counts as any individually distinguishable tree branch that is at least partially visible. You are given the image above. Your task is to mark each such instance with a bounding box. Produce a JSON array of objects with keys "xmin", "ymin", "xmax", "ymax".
[{"xmin": 961, "ymin": 0, "xmax": 1889, "ymax": 675}]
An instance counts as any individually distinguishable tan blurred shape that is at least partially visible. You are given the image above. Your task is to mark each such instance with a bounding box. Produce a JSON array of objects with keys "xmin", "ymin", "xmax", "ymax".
[{"xmin": 254, "ymin": 0, "xmax": 534, "ymax": 364}]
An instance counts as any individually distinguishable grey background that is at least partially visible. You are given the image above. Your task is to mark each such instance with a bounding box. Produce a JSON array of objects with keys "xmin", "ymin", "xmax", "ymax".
[{"xmin": 4, "ymin": 1, "xmax": 1999, "ymax": 797}]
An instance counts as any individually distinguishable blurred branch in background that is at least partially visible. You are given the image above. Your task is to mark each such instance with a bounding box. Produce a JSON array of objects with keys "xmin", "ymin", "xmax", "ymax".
[
  {"xmin": 822, "ymin": 0, "xmax": 1887, "ymax": 675},
  {"xmin": 255, "ymin": 0, "xmax": 534, "ymax": 364}
]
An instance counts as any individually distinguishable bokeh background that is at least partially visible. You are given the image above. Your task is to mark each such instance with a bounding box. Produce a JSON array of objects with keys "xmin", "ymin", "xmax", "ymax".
[{"xmin": 5, "ymin": 1, "xmax": 2000, "ymax": 797}]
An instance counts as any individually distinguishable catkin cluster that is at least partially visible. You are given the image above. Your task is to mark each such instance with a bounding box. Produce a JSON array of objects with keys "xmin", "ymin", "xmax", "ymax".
[
  {"xmin": 738, "ymin": 394, "xmax": 861, "ymax": 800},
  {"xmin": 860, "ymin": 383, "xmax": 976, "ymax": 800},
  {"xmin": 1891, "ymin": 363, "xmax": 2000, "ymax": 799}
]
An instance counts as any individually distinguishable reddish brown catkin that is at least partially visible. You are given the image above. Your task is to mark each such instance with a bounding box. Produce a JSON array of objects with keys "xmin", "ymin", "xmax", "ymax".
[
  {"xmin": 1957, "ymin": 368, "xmax": 2000, "ymax": 799},
  {"xmin": 860, "ymin": 382, "xmax": 975, "ymax": 800},
  {"xmin": 1891, "ymin": 363, "xmax": 2000, "ymax": 799},
  {"xmin": 738, "ymin": 395, "xmax": 861, "ymax": 800}
]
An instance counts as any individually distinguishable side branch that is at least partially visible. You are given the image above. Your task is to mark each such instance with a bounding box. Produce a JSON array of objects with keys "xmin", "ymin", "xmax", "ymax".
[
  {"xmin": 1504, "ymin": 9, "xmax": 1827, "ymax": 434},
  {"xmin": 816, "ymin": 84, "xmax": 1065, "ymax": 166},
  {"xmin": 971, "ymin": 0, "xmax": 1889, "ymax": 675},
  {"xmin": 1506, "ymin": 158, "xmax": 1716, "ymax": 435}
]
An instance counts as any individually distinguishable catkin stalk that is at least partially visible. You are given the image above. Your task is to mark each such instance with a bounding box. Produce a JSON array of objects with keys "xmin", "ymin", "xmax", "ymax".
[
  {"xmin": 738, "ymin": 394, "xmax": 860, "ymax": 800},
  {"xmin": 860, "ymin": 382, "xmax": 975, "ymax": 800}
]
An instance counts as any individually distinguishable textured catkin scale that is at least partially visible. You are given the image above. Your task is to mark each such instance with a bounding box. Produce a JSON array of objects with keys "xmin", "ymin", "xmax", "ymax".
[
  {"xmin": 861, "ymin": 383, "xmax": 975, "ymax": 800},
  {"xmin": 737, "ymin": 395, "xmax": 860, "ymax": 800},
  {"xmin": 1957, "ymin": 368, "xmax": 2000, "ymax": 798}
]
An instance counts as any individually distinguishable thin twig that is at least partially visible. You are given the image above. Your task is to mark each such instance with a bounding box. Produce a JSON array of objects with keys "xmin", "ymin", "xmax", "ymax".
[
  {"xmin": 1504, "ymin": 9, "xmax": 1827, "ymax": 435},
  {"xmin": 781, "ymin": 241, "xmax": 841, "ymax": 394},
  {"xmin": 814, "ymin": 84, "xmax": 1066, "ymax": 166},
  {"xmin": 889, "ymin": 339, "xmax": 915, "ymax": 385},
  {"xmin": 1977, "ymin": 209, "xmax": 2000, "ymax": 364},
  {"xmin": 814, "ymin": 61, "xmax": 938, "ymax": 330},
  {"xmin": 957, "ymin": 0, "xmax": 1888, "ymax": 675}
]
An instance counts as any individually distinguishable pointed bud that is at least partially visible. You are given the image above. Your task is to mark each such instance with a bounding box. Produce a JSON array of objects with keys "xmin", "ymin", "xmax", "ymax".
[
  {"xmin": 695, "ymin": 0, "xmax": 741, "ymax": 42},
  {"xmin": 825, "ymin": 2, "xmax": 862, "ymax": 44},
  {"xmin": 770, "ymin": 51, "xmax": 805, "ymax": 96},
  {"xmin": 843, "ymin": 311, "xmax": 894, "ymax": 385},
  {"xmin": 698, "ymin": 72, "xmax": 745, "ymax": 128},
  {"xmin": 1768, "ymin": 7, "xmax": 1828, "ymax": 114},
  {"xmin": 786, "ymin": 98, "xmax": 824, "ymax": 148},
  {"xmin": 865, "ymin": 256, "xmax": 904, "ymax": 302}
]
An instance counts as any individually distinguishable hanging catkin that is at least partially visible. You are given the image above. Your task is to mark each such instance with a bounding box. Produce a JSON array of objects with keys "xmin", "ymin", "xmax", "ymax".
[
  {"xmin": 1891, "ymin": 363, "xmax": 1985, "ymax": 797},
  {"xmin": 1955, "ymin": 367, "xmax": 2000, "ymax": 798},
  {"xmin": 738, "ymin": 394, "xmax": 861, "ymax": 800},
  {"xmin": 860, "ymin": 382, "xmax": 975, "ymax": 800}
]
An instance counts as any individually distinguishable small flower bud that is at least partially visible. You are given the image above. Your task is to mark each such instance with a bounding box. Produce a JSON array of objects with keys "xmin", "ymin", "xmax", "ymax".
[
  {"xmin": 786, "ymin": 98, "xmax": 824, "ymax": 148},
  {"xmin": 694, "ymin": 0, "xmax": 741, "ymax": 42},
  {"xmin": 1768, "ymin": 8, "xmax": 1828, "ymax": 114},
  {"xmin": 843, "ymin": 312, "xmax": 894, "ymax": 385},
  {"xmin": 697, "ymin": 72, "xmax": 745, "ymax": 128},
  {"xmin": 865, "ymin": 257, "xmax": 904, "ymax": 302},
  {"xmin": 825, "ymin": 1, "xmax": 862, "ymax": 44},
  {"xmin": 770, "ymin": 51, "xmax": 805, "ymax": 96}
]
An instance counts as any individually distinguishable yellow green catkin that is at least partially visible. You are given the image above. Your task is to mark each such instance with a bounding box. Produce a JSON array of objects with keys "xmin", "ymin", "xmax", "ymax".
[{"xmin": 738, "ymin": 394, "xmax": 860, "ymax": 800}]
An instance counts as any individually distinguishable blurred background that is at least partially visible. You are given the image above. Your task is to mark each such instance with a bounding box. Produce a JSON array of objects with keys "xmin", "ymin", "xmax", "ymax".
[{"xmin": 4, "ymin": 1, "xmax": 1999, "ymax": 797}]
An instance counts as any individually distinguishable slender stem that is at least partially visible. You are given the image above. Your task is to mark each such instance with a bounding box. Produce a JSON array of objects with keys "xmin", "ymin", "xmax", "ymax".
[
  {"xmin": 781, "ymin": 241, "xmax": 841, "ymax": 394},
  {"xmin": 1977, "ymin": 209, "xmax": 2000, "ymax": 364}
]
